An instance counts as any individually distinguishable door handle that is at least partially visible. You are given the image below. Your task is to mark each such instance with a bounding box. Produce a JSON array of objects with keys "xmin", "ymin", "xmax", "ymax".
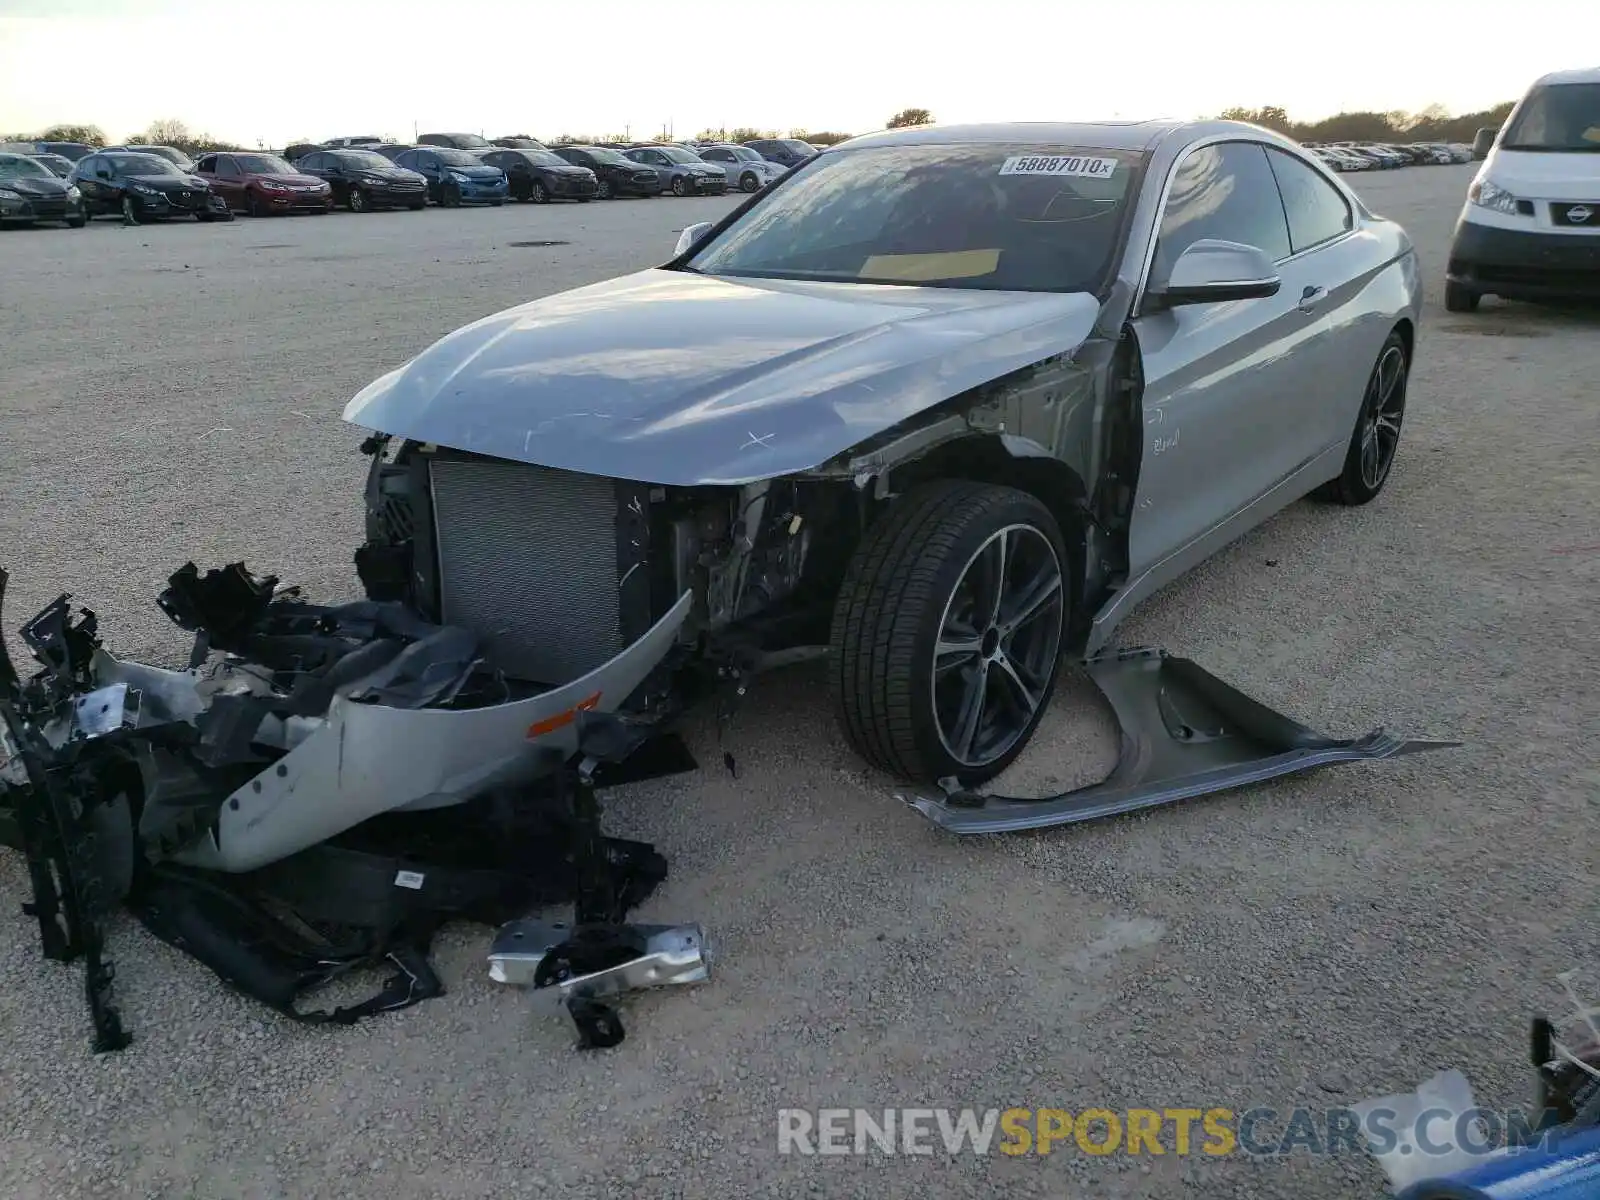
[{"xmin": 1297, "ymin": 285, "xmax": 1328, "ymax": 313}]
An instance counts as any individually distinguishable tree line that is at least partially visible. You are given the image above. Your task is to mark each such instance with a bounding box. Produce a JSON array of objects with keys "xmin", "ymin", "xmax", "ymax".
[{"xmin": 7, "ymin": 101, "xmax": 1513, "ymax": 157}]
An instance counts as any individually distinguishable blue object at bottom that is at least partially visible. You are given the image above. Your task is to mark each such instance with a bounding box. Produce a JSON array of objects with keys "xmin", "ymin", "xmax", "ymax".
[{"xmin": 1397, "ymin": 1123, "xmax": 1600, "ymax": 1200}]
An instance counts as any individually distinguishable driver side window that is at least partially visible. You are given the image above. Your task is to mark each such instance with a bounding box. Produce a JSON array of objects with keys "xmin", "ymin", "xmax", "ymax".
[
  {"xmin": 1153, "ymin": 141, "xmax": 1291, "ymax": 280},
  {"xmin": 217, "ymin": 157, "xmax": 241, "ymax": 179}
]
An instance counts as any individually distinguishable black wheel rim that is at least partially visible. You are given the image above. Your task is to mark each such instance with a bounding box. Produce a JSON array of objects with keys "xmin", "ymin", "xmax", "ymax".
[
  {"xmin": 1359, "ymin": 344, "xmax": 1406, "ymax": 490},
  {"xmin": 932, "ymin": 524, "xmax": 1065, "ymax": 768}
]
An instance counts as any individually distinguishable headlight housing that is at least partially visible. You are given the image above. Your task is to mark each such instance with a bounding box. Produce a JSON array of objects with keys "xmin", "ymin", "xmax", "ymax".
[
  {"xmin": 0, "ymin": 187, "xmax": 21, "ymax": 200},
  {"xmin": 130, "ymin": 182, "xmax": 161, "ymax": 195},
  {"xmin": 66, "ymin": 185, "xmax": 80, "ymax": 200},
  {"xmin": 1468, "ymin": 177, "xmax": 1522, "ymax": 216},
  {"xmin": 449, "ymin": 171, "xmax": 470, "ymax": 182}
]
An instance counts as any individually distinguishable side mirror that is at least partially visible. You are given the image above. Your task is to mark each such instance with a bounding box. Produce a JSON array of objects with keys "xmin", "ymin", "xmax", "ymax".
[
  {"xmin": 674, "ymin": 221, "xmax": 715, "ymax": 257},
  {"xmin": 1472, "ymin": 127, "xmax": 1498, "ymax": 160},
  {"xmin": 1148, "ymin": 239, "xmax": 1280, "ymax": 308}
]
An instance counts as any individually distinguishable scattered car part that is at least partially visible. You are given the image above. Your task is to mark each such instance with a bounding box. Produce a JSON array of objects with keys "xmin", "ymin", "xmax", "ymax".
[
  {"xmin": 488, "ymin": 719, "xmax": 709, "ymax": 1049},
  {"xmin": 901, "ymin": 647, "xmax": 1459, "ymax": 834},
  {"xmin": 0, "ymin": 557, "xmax": 699, "ymax": 1052}
]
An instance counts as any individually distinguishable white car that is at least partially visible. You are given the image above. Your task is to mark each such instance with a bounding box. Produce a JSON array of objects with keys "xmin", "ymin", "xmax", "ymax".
[
  {"xmin": 690, "ymin": 143, "xmax": 787, "ymax": 192},
  {"xmin": 1446, "ymin": 65, "xmax": 1600, "ymax": 311}
]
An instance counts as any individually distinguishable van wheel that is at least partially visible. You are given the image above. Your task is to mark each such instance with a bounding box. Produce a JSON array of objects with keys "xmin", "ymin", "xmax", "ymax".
[
  {"xmin": 830, "ymin": 480, "xmax": 1070, "ymax": 786},
  {"xmin": 1444, "ymin": 281, "xmax": 1479, "ymax": 312}
]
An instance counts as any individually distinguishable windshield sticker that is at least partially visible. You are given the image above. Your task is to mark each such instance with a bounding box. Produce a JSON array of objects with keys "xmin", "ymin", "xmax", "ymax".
[{"xmin": 999, "ymin": 154, "xmax": 1118, "ymax": 179}]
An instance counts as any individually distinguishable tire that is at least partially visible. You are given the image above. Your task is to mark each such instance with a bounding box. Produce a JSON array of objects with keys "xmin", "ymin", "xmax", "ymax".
[
  {"xmin": 1316, "ymin": 329, "xmax": 1409, "ymax": 506},
  {"xmin": 671, "ymin": 174, "xmax": 688, "ymax": 197},
  {"xmin": 121, "ymin": 194, "xmax": 143, "ymax": 225},
  {"xmin": 66, "ymin": 215, "xmax": 86, "ymax": 229},
  {"xmin": 596, "ymin": 178, "xmax": 613, "ymax": 200},
  {"xmin": 578, "ymin": 196, "xmax": 591, "ymax": 203},
  {"xmin": 247, "ymin": 191, "xmax": 265, "ymax": 217},
  {"xmin": 490, "ymin": 199, "xmax": 504, "ymax": 207},
  {"xmin": 740, "ymin": 171, "xmax": 760, "ymax": 192},
  {"xmin": 1444, "ymin": 281, "xmax": 1479, "ymax": 313},
  {"xmin": 830, "ymin": 480, "xmax": 1071, "ymax": 786},
  {"xmin": 408, "ymin": 200, "xmax": 425, "ymax": 211},
  {"xmin": 529, "ymin": 180, "xmax": 548, "ymax": 204},
  {"xmin": 348, "ymin": 187, "xmax": 369, "ymax": 213},
  {"xmin": 442, "ymin": 184, "xmax": 461, "ymax": 208}
]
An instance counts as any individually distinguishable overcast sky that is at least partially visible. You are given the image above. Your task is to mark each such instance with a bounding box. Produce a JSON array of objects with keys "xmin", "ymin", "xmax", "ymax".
[{"xmin": 0, "ymin": 0, "xmax": 1584, "ymax": 146}]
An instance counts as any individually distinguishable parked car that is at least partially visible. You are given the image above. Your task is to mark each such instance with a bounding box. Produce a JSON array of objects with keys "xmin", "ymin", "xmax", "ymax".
[
  {"xmin": 369, "ymin": 144, "xmax": 415, "ymax": 162},
  {"xmin": 492, "ymin": 136, "xmax": 548, "ymax": 150},
  {"xmin": 70, "ymin": 151, "xmax": 231, "ymax": 223},
  {"xmin": 622, "ymin": 144, "xmax": 727, "ymax": 196},
  {"xmin": 418, "ymin": 133, "xmax": 492, "ymax": 150},
  {"xmin": 742, "ymin": 137, "xmax": 817, "ymax": 168},
  {"xmin": 105, "ymin": 144, "xmax": 196, "ymax": 172},
  {"xmin": 0, "ymin": 152, "xmax": 87, "ymax": 227},
  {"xmin": 342, "ymin": 119, "xmax": 1421, "ymax": 789},
  {"xmin": 283, "ymin": 142, "xmax": 324, "ymax": 164},
  {"xmin": 550, "ymin": 145, "xmax": 663, "ymax": 198},
  {"xmin": 293, "ymin": 148, "xmax": 428, "ymax": 212},
  {"xmin": 29, "ymin": 151, "xmax": 77, "ymax": 178},
  {"xmin": 1446, "ymin": 66, "xmax": 1600, "ymax": 312},
  {"xmin": 683, "ymin": 143, "xmax": 785, "ymax": 192},
  {"xmin": 193, "ymin": 151, "xmax": 333, "ymax": 216},
  {"xmin": 392, "ymin": 146, "xmax": 508, "ymax": 206},
  {"xmin": 325, "ymin": 136, "xmax": 386, "ymax": 148},
  {"xmin": 480, "ymin": 148, "xmax": 597, "ymax": 203},
  {"xmin": 35, "ymin": 141, "xmax": 94, "ymax": 162}
]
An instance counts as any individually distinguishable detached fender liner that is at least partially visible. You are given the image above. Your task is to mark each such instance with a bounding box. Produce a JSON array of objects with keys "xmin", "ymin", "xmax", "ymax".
[{"xmin": 904, "ymin": 647, "xmax": 1459, "ymax": 834}]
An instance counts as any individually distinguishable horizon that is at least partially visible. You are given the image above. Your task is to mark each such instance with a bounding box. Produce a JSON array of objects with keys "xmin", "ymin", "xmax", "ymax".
[{"xmin": 1, "ymin": 0, "xmax": 1588, "ymax": 147}]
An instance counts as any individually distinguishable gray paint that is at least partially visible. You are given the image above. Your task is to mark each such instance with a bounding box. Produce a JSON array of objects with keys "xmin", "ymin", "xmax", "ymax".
[{"xmin": 342, "ymin": 270, "xmax": 1102, "ymax": 486}]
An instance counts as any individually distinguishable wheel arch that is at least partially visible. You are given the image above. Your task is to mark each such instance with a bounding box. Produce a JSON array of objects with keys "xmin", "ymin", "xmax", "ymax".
[
  {"xmin": 1392, "ymin": 316, "xmax": 1414, "ymax": 362},
  {"xmin": 878, "ymin": 433, "xmax": 1090, "ymax": 638}
]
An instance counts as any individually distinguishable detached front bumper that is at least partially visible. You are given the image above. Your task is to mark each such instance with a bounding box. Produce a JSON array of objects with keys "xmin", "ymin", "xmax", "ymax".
[{"xmin": 1448, "ymin": 218, "xmax": 1600, "ymax": 300}]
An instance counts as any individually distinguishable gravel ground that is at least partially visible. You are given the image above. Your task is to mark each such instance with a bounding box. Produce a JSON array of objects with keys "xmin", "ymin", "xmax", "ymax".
[{"xmin": 1, "ymin": 167, "xmax": 1597, "ymax": 1200}]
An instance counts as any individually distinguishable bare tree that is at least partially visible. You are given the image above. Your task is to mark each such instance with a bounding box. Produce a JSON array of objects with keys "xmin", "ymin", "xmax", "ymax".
[{"xmin": 886, "ymin": 108, "xmax": 933, "ymax": 129}]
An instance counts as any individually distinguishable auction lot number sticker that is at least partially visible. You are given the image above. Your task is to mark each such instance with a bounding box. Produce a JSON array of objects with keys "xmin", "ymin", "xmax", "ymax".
[{"xmin": 999, "ymin": 155, "xmax": 1118, "ymax": 179}]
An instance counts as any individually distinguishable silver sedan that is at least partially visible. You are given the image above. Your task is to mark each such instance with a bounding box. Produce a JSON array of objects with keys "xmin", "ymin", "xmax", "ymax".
[{"xmin": 690, "ymin": 143, "xmax": 787, "ymax": 192}]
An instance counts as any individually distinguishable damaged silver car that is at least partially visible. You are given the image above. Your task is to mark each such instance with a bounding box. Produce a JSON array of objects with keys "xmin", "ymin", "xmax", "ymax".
[{"xmin": 345, "ymin": 119, "xmax": 1431, "ymax": 790}]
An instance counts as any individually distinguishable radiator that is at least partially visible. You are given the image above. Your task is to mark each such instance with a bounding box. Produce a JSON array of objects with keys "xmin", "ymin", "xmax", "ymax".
[{"xmin": 428, "ymin": 455, "xmax": 623, "ymax": 685}]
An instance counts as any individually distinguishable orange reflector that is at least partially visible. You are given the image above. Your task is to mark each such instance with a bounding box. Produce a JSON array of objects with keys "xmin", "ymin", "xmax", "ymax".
[{"xmin": 525, "ymin": 691, "xmax": 602, "ymax": 739}]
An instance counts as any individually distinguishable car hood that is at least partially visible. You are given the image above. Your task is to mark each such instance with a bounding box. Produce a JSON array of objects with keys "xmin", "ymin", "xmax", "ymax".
[
  {"xmin": 128, "ymin": 174, "xmax": 207, "ymax": 190},
  {"xmin": 1484, "ymin": 149, "xmax": 1600, "ymax": 193},
  {"xmin": 3, "ymin": 176, "xmax": 71, "ymax": 197},
  {"xmin": 360, "ymin": 167, "xmax": 423, "ymax": 181},
  {"xmin": 342, "ymin": 268, "xmax": 1103, "ymax": 486},
  {"xmin": 254, "ymin": 172, "xmax": 326, "ymax": 187}
]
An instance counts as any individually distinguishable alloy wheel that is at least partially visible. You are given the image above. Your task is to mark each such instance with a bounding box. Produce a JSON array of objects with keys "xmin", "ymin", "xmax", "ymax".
[
  {"xmin": 121, "ymin": 195, "xmax": 139, "ymax": 224},
  {"xmin": 597, "ymin": 179, "xmax": 612, "ymax": 199},
  {"xmin": 931, "ymin": 524, "xmax": 1065, "ymax": 768},
  {"xmin": 530, "ymin": 181, "xmax": 547, "ymax": 204},
  {"xmin": 672, "ymin": 175, "xmax": 688, "ymax": 197},
  {"xmin": 1359, "ymin": 344, "xmax": 1406, "ymax": 491},
  {"xmin": 349, "ymin": 188, "xmax": 368, "ymax": 213}
]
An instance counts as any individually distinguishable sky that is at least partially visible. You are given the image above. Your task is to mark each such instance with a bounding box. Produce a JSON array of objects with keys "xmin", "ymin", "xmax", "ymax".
[{"xmin": 0, "ymin": 0, "xmax": 1590, "ymax": 147}]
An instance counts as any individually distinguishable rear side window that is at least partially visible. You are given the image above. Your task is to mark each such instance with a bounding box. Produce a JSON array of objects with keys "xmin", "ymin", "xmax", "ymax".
[
  {"xmin": 217, "ymin": 157, "xmax": 241, "ymax": 179},
  {"xmin": 1154, "ymin": 141, "xmax": 1291, "ymax": 273},
  {"xmin": 1265, "ymin": 148, "xmax": 1352, "ymax": 254}
]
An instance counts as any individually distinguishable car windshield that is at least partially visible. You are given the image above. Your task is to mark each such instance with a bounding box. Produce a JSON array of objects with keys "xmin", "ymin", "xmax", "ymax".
[
  {"xmin": 685, "ymin": 144, "xmax": 1139, "ymax": 293},
  {"xmin": 582, "ymin": 148, "xmax": 631, "ymax": 165},
  {"xmin": 234, "ymin": 154, "xmax": 294, "ymax": 174},
  {"xmin": 778, "ymin": 140, "xmax": 814, "ymax": 154},
  {"xmin": 333, "ymin": 151, "xmax": 392, "ymax": 169},
  {"xmin": 0, "ymin": 155, "xmax": 53, "ymax": 179},
  {"xmin": 727, "ymin": 146, "xmax": 763, "ymax": 161},
  {"xmin": 1502, "ymin": 83, "xmax": 1600, "ymax": 151},
  {"xmin": 651, "ymin": 146, "xmax": 701, "ymax": 163},
  {"xmin": 134, "ymin": 146, "xmax": 191, "ymax": 166},
  {"xmin": 36, "ymin": 154, "xmax": 74, "ymax": 176},
  {"xmin": 433, "ymin": 148, "xmax": 487, "ymax": 167},
  {"xmin": 110, "ymin": 154, "xmax": 181, "ymax": 177},
  {"xmin": 525, "ymin": 151, "xmax": 568, "ymax": 167}
]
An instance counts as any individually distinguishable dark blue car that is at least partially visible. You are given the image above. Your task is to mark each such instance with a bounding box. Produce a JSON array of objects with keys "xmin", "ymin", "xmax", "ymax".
[{"xmin": 393, "ymin": 147, "xmax": 508, "ymax": 207}]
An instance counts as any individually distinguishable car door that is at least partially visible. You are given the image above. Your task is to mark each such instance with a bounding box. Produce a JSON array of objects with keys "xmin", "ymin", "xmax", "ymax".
[
  {"xmin": 1125, "ymin": 138, "xmax": 1323, "ymax": 583},
  {"xmin": 212, "ymin": 154, "xmax": 245, "ymax": 208},
  {"xmin": 72, "ymin": 154, "xmax": 102, "ymax": 210},
  {"xmin": 405, "ymin": 150, "xmax": 441, "ymax": 199},
  {"xmin": 1260, "ymin": 145, "xmax": 1370, "ymax": 465}
]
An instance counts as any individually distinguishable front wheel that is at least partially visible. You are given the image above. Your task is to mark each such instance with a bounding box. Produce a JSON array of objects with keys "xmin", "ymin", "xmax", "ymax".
[
  {"xmin": 1444, "ymin": 281, "xmax": 1480, "ymax": 313},
  {"xmin": 671, "ymin": 175, "xmax": 688, "ymax": 197},
  {"xmin": 830, "ymin": 480, "xmax": 1070, "ymax": 786},
  {"xmin": 67, "ymin": 215, "xmax": 86, "ymax": 229},
  {"xmin": 529, "ymin": 180, "xmax": 548, "ymax": 204},
  {"xmin": 348, "ymin": 187, "xmax": 369, "ymax": 213},
  {"xmin": 1316, "ymin": 329, "xmax": 1409, "ymax": 506},
  {"xmin": 121, "ymin": 195, "xmax": 143, "ymax": 225},
  {"xmin": 247, "ymin": 191, "xmax": 266, "ymax": 217},
  {"xmin": 441, "ymin": 183, "xmax": 461, "ymax": 208},
  {"xmin": 596, "ymin": 178, "xmax": 613, "ymax": 199},
  {"xmin": 740, "ymin": 171, "xmax": 760, "ymax": 192}
]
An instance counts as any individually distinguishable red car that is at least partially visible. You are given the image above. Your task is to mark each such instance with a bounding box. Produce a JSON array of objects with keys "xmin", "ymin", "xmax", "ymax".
[{"xmin": 193, "ymin": 151, "xmax": 333, "ymax": 216}]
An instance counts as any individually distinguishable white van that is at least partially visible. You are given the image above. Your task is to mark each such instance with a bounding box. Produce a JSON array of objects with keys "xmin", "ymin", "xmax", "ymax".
[{"xmin": 1445, "ymin": 65, "xmax": 1600, "ymax": 311}]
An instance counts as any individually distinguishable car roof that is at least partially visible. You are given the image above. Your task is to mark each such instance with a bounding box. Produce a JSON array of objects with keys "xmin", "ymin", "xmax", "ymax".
[
  {"xmin": 841, "ymin": 119, "xmax": 1195, "ymax": 154},
  {"xmin": 1532, "ymin": 65, "xmax": 1600, "ymax": 86}
]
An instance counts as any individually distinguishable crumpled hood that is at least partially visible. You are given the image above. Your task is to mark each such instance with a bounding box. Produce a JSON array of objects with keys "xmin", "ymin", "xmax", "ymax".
[
  {"xmin": 344, "ymin": 269, "xmax": 1103, "ymax": 486},
  {"xmin": 5, "ymin": 176, "xmax": 70, "ymax": 197}
]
